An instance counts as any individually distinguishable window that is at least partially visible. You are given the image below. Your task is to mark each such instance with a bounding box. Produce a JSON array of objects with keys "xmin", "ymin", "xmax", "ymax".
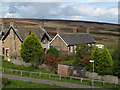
[
  {"xmin": 69, "ymin": 46, "xmax": 73, "ymax": 52},
  {"xmin": 43, "ymin": 40, "xmax": 46, "ymax": 44},
  {"xmin": 2, "ymin": 47, "xmax": 4, "ymax": 54},
  {"xmin": 6, "ymin": 49, "xmax": 9, "ymax": 57}
]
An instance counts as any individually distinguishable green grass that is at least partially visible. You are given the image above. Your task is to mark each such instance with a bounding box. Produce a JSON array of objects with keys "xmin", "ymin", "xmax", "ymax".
[
  {"xmin": 61, "ymin": 59, "xmax": 75, "ymax": 65},
  {"xmin": 3, "ymin": 70, "xmax": 120, "ymax": 89},
  {"xmin": 2, "ymin": 60, "xmax": 54, "ymax": 74},
  {"xmin": 4, "ymin": 79, "xmax": 68, "ymax": 88}
]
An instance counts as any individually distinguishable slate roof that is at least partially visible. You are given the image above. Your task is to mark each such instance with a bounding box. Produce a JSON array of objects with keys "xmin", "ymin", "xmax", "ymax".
[
  {"xmin": 0, "ymin": 31, "xmax": 4, "ymax": 40},
  {"xmin": 59, "ymin": 33, "xmax": 96, "ymax": 45},
  {"xmin": 2, "ymin": 26, "xmax": 23, "ymax": 42},
  {"xmin": 1, "ymin": 26, "xmax": 51, "ymax": 42}
]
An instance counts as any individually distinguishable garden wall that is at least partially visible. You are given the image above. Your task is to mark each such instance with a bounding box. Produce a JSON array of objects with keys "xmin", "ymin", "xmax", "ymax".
[{"xmin": 85, "ymin": 71, "xmax": 119, "ymax": 84}]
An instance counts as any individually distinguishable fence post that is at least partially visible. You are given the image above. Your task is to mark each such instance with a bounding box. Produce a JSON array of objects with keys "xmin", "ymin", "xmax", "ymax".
[
  {"xmin": 59, "ymin": 75, "xmax": 61, "ymax": 80},
  {"xmin": 3, "ymin": 68, "xmax": 4, "ymax": 72},
  {"xmin": 49, "ymin": 74, "xmax": 51, "ymax": 79},
  {"xmin": 102, "ymin": 81, "xmax": 104, "ymax": 86},
  {"xmin": 80, "ymin": 78, "xmax": 83, "ymax": 83},
  {"xmin": 30, "ymin": 72, "xmax": 32, "ymax": 77},
  {"xmin": 11, "ymin": 69, "xmax": 13, "ymax": 73},
  {"xmin": 39, "ymin": 72, "xmax": 41, "ymax": 77},
  {"xmin": 70, "ymin": 76, "xmax": 72, "ymax": 82},
  {"xmin": 21, "ymin": 71, "xmax": 22, "ymax": 75}
]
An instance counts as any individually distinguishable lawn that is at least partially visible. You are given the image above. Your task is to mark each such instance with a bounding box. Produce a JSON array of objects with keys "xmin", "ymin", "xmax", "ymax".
[
  {"xmin": 2, "ymin": 69, "xmax": 120, "ymax": 89},
  {"xmin": 2, "ymin": 59, "xmax": 54, "ymax": 74},
  {"xmin": 3, "ymin": 79, "xmax": 68, "ymax": 88}
]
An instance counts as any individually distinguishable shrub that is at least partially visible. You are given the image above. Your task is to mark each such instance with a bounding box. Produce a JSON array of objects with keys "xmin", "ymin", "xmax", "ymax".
[
  {"xmin": 72, "ymin": 57, "xmax": 81, "ymax": 66},
  {"xmin": 2, "ymin": 78, "xmax": 11, "ymax": 87},
  {"xmin": 75, "ymin": 44, "xmax": 93, "ymax": 59},
  {"xmin": 47, "ymin": 47, "xmax": 59, "ymax": 58},
  {"xmin": 79, "ymin": 55, "xmax": 91, "ymax": 71},
  {"xmin": 44, "ymin": 53, "xmax": 61, "ymax": 71},
  {"xmin": 20, "ymin": 33, "xmax": 44, "ymax": 68}
]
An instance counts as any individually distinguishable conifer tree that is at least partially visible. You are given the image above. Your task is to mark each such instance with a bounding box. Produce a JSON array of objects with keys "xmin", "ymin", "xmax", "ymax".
[
  {"xmin": 100, "ymin": 47, "xmax": 113, "ymax": 75},
  {"xmin": 20, "ymin": 33, "xmax": 44, "ymax": 67},
  {"xmin": 91, "ymin": 46, "xmax": 101, "ymax": 73}
]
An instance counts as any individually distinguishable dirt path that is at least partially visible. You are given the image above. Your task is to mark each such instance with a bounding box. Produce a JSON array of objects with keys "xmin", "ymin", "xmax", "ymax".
[{"xmin": 1, "ymin": 74, "xmax": 108, "ymax": 89}]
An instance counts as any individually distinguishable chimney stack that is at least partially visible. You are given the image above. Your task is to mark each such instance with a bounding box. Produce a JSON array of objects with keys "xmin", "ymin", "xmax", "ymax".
[
  {"xmin": 56, "ymin": 27, "xmax": 60, "ymax": 34},
  {"xmin": 73, "ymin": 27, "xmax": 78, "ymax": 33},
  {"xmin": 86, "ymin": 28, "xmax": 90, "ymax": 34},
  {"xmin": 2, "ymin": 22, "xmax": 4, "ymax": 30},
  {"xmin": 10, "ymin": 21, "xmax": 14, "ymax": 27}
]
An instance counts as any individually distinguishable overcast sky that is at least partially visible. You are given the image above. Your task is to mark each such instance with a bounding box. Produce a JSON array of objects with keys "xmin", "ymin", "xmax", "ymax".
[{"xmin": 0, "ymin": 0, "xmax": 119, "ymax": 24}]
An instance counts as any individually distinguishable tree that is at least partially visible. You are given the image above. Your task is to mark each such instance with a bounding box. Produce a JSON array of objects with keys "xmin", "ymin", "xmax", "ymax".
[
  {"xmin": 100, "ymin": 47, "xmax": 113, "ymax": 75},
  {"xmin": 44, "ymin": 53, "xmax": 61, "ymax": 71},
  {"xmin": 75, "ymin": 44, "xmax": 93, "ymax": 59},
  {"xmin": 46, "ymin": 47, "xmax": 59, "ymax": 58},
  {"xmin": 79, "ymin": 55, "xmax": 91, "ymax": 71},
  {"xmin": 20, "ymin": 33, "xmax": 44, "ymax": 68},
  {"xmin": 91, "ymin": 46, "xmax": 101, "ymax": 73},
  {"xmin": 112, "ymin": 46, "xmax": 120, "ymax": 77},
  {"xmin": 72, "ymin": 57, "xmax": 81, "ymax": 66},
  {"xmin": 91, "ymin": 47, "xmax": 113, "ymax": 75}
]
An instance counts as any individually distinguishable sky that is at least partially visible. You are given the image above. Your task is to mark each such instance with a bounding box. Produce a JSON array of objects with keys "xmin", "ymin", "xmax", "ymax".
[{"xmin": 0, "ymin": 0, "xmax": 119, "ymax": 24}]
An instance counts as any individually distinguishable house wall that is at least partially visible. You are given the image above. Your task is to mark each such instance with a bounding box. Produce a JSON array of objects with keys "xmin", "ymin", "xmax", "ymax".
[
  {"xmin": 3, "ymin": 29, "xmax": 22, "ymax": 57},
  {"xmin": 50, "ymin": 36, "xmax": 68, "ymax": 51}
]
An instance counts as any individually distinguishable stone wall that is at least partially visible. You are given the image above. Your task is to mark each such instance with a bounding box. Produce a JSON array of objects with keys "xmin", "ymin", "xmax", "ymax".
[{"xmin": 85, "ymin": 71, "xmax": 119, "ymax": 84}]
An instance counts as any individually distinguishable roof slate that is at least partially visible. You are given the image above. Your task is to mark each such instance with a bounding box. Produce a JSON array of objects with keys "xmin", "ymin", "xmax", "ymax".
[{"xmin": 59, "ymin": 33, "xmax": 96, "ymax": 45}]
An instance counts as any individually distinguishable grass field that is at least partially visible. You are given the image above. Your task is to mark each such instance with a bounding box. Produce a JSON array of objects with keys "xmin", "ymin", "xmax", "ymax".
[
  {"xmin": 3, "ymin": 79, "xmax": 68, "ymax": 88},
  {"xmin": 2, "ymin": 60, "xmax": 54, "ymax": 74},
  {"xmin": 2, "ymin": 68, "xmax": 120, "ymax": 89}
]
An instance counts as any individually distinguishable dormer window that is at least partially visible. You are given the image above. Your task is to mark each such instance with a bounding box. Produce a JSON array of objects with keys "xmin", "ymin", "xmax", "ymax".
[{"xmin": 43, "ymin": 40, "xmax": 46, "ymax": 44}]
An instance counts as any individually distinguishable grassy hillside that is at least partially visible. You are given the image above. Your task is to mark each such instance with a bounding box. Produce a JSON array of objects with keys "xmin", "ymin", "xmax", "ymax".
[{"xmin": 0, "ymin": 18, "xmax": 119, "ymax": 53}]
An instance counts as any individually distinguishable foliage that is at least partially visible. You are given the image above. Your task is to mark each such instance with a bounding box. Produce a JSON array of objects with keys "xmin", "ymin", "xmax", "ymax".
[
  {"xmin": 75, "ymin": 44, "xmax": 93, "ymax": 59},
  {"xmin": 100, "ymin": 47, "xmax": 113, "ymax": 75},
  {"xmin": 44, "ymin": 53, "xmax": 61, "ymax": 71},
  {"xmin": 20, "ymin": 33, "xmax": 44, "ymax": 68},
  {"xmin": 2, "ymin": 60, "xmax": 54, "ymax": 74},
  {"xmin": 111, "ymin": 46, "xmax": 120, "ymax": 61},
  {"xmin": 113, "ymin": 59, "xmax": 120, "ymax": 78},
  {"xmin": 91, "ymin": 47, "xmax": 113, "ymax": 75},
  {"xmin": 79, "ymin": 55, "xmax": 91, "ymax": 71},
  {"xmin": 112, "ymin": 46, "xmax": 120, "ymax": 77},
  {"xmin": 47, "ymin": 47, "xmax": 59, "ymax": 58},
  {"xmin": 91, "ymin": 47, "xmax": 101, "ymax": 73},
  {"xmin": 2, "ymin": 78, "xmax": 11, "ymax": 87},
  {"xmin": 72, "ymin": 57, "xmax": 81, "ymax": 66},
  {"xmin": 4, "ymin": 79, "xmax": 67, "ymax": 88}
]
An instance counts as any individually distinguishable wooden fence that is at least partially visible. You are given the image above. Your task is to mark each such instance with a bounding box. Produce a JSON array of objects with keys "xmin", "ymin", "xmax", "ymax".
[{"xmin": 1, "ymin": 68, "xmax": 118, "ymax": 87}]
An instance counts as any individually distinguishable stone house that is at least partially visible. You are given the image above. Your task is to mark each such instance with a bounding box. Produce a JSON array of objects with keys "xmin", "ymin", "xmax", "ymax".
[
  {"xmin": 0, "ymin": 24, "xmax": 51, "ymax": 58},
  {"xmin": 50, "ymin": 33, "xmax": 96, "ymax": 52}
]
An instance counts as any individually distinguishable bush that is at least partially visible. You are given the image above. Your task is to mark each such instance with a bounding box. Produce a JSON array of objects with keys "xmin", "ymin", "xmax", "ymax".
[
  {"xmin": 20, "ymin": 33, "xmax": 44, "ymax": 68},
  {"xmin": 72, "ymin": 57, "xmax": 81, "ymax": 66},
  {"xmin": 2, "ymin": 78, "xmax": 11, "ymax": 87},
  {"xmin": 44, "ymin": 53, "xmax": 61, "ymax": 71},
  {"xmin": 47, "ymin": 47, "xmax": 59, "ymax": 58}
]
